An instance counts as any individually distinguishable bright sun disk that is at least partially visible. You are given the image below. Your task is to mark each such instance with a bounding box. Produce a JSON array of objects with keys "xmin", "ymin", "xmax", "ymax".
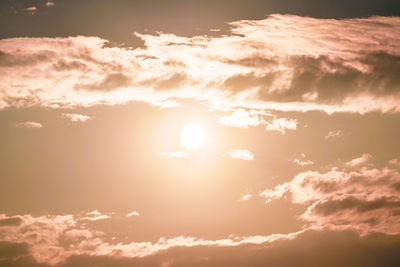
[{"xmin": 180, "ymin": 124, "xmax": 204, "ymax": 150}]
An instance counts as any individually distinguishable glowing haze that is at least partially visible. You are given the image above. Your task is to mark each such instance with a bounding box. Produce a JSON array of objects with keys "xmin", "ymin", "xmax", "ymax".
[{"xmin": 1, "ymin": 0, "xmax": 400, "ymax": 266}]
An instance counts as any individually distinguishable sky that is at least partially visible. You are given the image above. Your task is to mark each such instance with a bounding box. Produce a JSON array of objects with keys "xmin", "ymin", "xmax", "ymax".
[{"xmin": 1, "ymin": 0, "xmax": 400, "ymax": 266}]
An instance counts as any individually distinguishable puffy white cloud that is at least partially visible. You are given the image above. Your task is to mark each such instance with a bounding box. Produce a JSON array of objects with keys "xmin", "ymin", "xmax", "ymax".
[
  {"xmin": 218, "ymin": 109, "xmax": 265, "ymax": 128},
  {"xmin": 265, "ymin": 118, "xmax": 297, "ymax": 134}
]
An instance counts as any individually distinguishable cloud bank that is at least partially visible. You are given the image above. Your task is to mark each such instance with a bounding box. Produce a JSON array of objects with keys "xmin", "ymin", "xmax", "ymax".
[{"xmin": 0, "ymin": 15, "xmax": 399, "ymax": 113}]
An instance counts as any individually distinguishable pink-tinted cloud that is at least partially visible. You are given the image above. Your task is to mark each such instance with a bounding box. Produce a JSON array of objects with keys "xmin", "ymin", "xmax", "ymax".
[
  {"xmin": 0, "ymin": 15, "xmax": 399, "ymax": 113},
  {"xmin": 1, "ymin": 213, "xmax": 400, "ymax": 266},
  {"xmin": 261, "ymin": 154, "xmax": 400, "ymax": 235}
]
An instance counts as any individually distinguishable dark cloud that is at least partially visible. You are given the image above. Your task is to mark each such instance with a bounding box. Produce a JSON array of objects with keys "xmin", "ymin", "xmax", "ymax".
[
  {"xmin": 311, "ymin": 196, "xmax": 400, "ymax": 216},
  {"xmin": 0, "ymin": 217, "xmax": 22, "ymax": 227},
  {"xmin": 59, "ymin": 230, "xmax": 400, "ymax": 267}
]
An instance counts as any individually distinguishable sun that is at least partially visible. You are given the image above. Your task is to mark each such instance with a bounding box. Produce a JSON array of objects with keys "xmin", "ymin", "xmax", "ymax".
[{"xmin": 180, "ymin": 124, "xmax": 204, "ymax": 150}]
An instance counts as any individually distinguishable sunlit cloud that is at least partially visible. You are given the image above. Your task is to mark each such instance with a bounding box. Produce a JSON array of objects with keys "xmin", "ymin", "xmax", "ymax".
[
  {"xmin": 126, "ymin": 211, "xmax": 139, "ymax": 217},
  {"xmin": 0, "ymin": 15, "xmax": 399, "ymax": 113},
  {"xmin": 240, "ymin": 194, "xmax": 252, "ymax": 201},
  {"xmin": 229, "ymin": 149, "xmax": 254, "ymax": 161},
  {"xmin": 261, "ymin": 155, "xmax": 400, "ymax": 235},
  {"xmin": 218, "ymin": 109, "xmax": 265, "ymax": 128},
  {"xmin": 25, "ymin": 6, "xmax": 37, "ymax": 11},
  {"xmin": 325, "ymin": 130, "xmax": 344, "ymax": 139},
  {"xmin": 265, "ymin": 118, "xmax": 297, "ymax": 134},
  {"xmin": 62, "ymin": 113, "xmax": 92, "ymax": 122},
  {"xmin": 46, "ymin": 1, "xmax": 55, "ymax": 7},
  {"xmin": 292, "ymin": 153, "xmax": 314, "ymax": 166},
  {"xmin": 346, "ymin": 154, "xmax": 371, "ymax": 167},
  {"xmin": 78, "ymin": 210, "xmax": 111, "ymax": 222},
  {"xmin": 12, "ymin": 121, "xmax": 43, "ymax": 128}
]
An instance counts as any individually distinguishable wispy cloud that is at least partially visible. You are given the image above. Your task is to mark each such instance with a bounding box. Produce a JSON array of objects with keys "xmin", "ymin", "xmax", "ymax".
[
  {"xmin": 325, "ymin": 130, "xmax": 344, "ymax": 139},
  {"xmin": 126, "ymin": 211, "xmax": 139, "ymax": 217},
  {"xmin": 292, "ymin": 153, "xmax": 314, "ymax": 166},
  {"xmin": 12, "ymin": 121, "xmax": 43, "ymax": 128}
]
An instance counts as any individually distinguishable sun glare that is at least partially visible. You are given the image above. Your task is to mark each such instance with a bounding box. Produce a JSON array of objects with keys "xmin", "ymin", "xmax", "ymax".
[{"xmin": 180, "ymin": 124, "xmax": 204, "ymax": 150}]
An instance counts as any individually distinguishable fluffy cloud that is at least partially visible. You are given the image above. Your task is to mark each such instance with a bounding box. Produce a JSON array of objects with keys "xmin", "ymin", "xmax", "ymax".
[
  {"xmin": 228, "ymin": 149, "xmax": 254, "ymax": 161},
  {"xmin": 261, "ymin": 154, "xmax": 400, "ymax": 235},
  {"xmin": 62, "ymin": 113, "xmax": 92, "ymax": 122},
  {"xmin": 0, "ymin": 15, "xmax": 399, "ymax": 113},
  {"xmin": 265, "ymin": 118, "xmax": 297, "ymax": 134},
  {"xmin": 217, "ymin": 109, "xmax": 265, "ymax": 128},
  {"xmin": 12, "ymin": 121, "xmax": 43, "ymax": 128},
  {"xmin": 1, "ymin": 215, "xmax": 400, "ymax": 267},
  {"xmin": 346, "ymin": 153, "xmax": 371, "ymax": 167}
]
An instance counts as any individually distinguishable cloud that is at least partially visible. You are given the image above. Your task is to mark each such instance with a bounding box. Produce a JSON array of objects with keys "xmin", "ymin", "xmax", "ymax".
[
  {"xmin": 265, "ymin": 118, "xmax": 297, "ymax": 134},
  {"xmin": 0, "ymin": 217, "xmax": 23, "ymax": 227},
  {"xmin": 78, "ymin": 210, "xmax": 111, "ymax": 222},
  {"xmin": 46, "ymin": 1, "xmax": 54, "ymax": 7},
  {"xmin": 325, "ymin": 130, "xmax": 344, "ymax": 139},
  {"xmin": 261, "ymin": 155, "xmax": 400, "ymax": 235},
  {"xmin": 12, "ymin": 121, "xmax": 43, "ymax": 128},
  {"xmin": 62, "ymin": 113, "xmax": 92, "ymax": 122},
  {"xmin": 292, "ymin": 153, "xmax": 314, "ymax": 166},
  {"xmin": 25, "ymin": 6, "xmax": 37, "ymax": 11},
  {"xmin": 126, "ymin": 211, "xmax": 139, "ymax": 217},
  {"xmin": 0, "ymin": 15, "xmax": 399, "ymax": 113},
  {"xmin": 217, "ymin": 109, "xmax": 265, "ymax": 128},
  {"xmin": 240, "ymin": 194, "xmax": 252, "ymax": 201},
  {"xmin": 346, "ymin": 153, "xmax": 371, "ymax": 167},
  {"xmin": 1, "ymin": 219, "xmax": 400, "ymax": 267},
  {"xmin": 229, "ymin": 149, "xmax": 254, "ymax": 161}
]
